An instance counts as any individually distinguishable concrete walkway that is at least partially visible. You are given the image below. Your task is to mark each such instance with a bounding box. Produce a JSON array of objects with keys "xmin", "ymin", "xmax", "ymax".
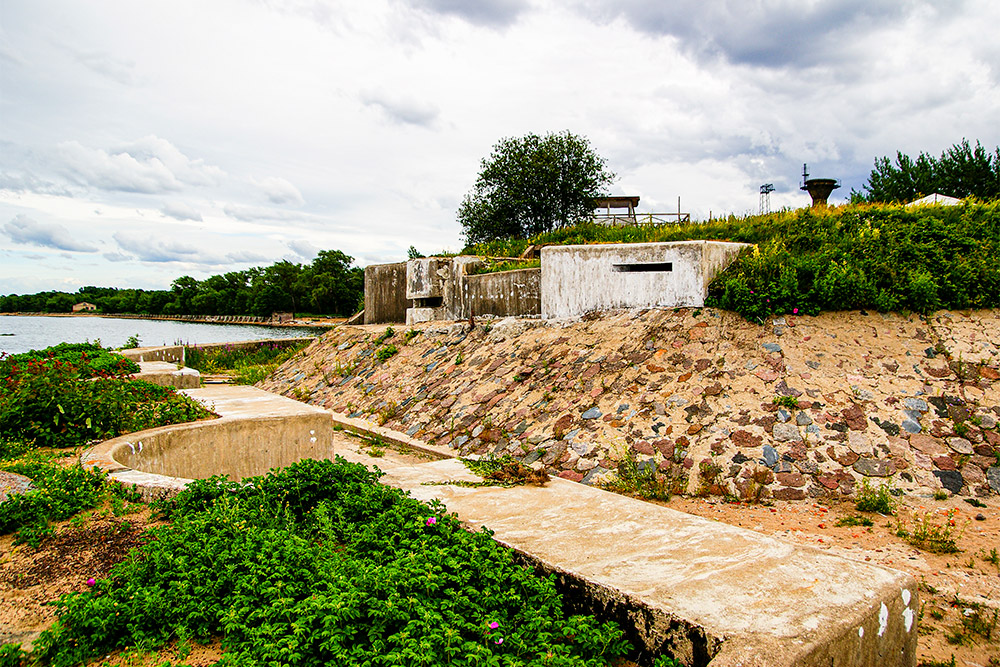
[{"xmin": 84, "ymin": 385, "xmax": 919, "ymax": 667}]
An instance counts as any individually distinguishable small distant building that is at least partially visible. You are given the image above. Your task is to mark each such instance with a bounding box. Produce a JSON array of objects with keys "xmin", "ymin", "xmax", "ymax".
[
  {"xmin": 271, "ymin": 312, "xmax": 294, "ymax": 324},
  {"xmin": 72, "ymin": 302, "xmax": 97, "ymax": 313},
  {"xmin": 907, "ymin": 193, "xmax": 961, "ymax": 207}
]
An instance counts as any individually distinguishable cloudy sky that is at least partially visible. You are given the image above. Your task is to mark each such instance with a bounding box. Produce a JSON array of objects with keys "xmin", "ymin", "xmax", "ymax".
[{"xmin": 2, "ymin": 0, "xmax": 998, "ymax": 295}]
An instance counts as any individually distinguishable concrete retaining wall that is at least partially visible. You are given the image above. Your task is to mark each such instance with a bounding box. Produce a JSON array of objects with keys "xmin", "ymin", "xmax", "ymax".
[
  {"xmin": 463, "ymin": 267, "xmax": 541, "ymax": 318},
  {"xmin": 365, "ymin": 262, "xmax": 410, "ymax": 324},
  {"xmin": 541, "ymin": 241, "xmax": 749, "ymax": 319},
  {"xmin": 82, "ymin": 386, "xmax": 335, "ymax": 499}
]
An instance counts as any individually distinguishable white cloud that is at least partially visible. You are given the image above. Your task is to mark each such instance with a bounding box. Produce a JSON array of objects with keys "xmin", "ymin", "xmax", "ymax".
[
  {"xmin": 285, "ymin": 238, "xmax": 320, "ymax": 260},
  {"xmin": 58, "ymin": 136, "xmax": 224, "ymax": 194},
  {"xmin": 252, "ymin": 176, "xmax": 305, "ymax": 206},
  {"xmin": 161, "ymin": 201, "xmax": 203, "ymax": 221},
  {"xmin": 3, "ymin": 214, "xmax": 98, "ymax": 252}
]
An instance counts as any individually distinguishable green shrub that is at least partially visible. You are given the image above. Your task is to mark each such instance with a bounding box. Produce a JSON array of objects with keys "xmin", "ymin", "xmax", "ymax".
[
  {"xmin": 465, "ymin": 201, "xmax": 1000, "ymax": 320},
  {"xmin": 31, "ymin": 458, "xmax": 631, "ymax": 666},
  {"xmin": 0, "ymin": 456, "xmax": 109, "ymax": 546},
  {"xmin": 0, "ymin": 344, "xmax": 215, "ymax": 449},
  {"xmin": 375, "ymin": 344, "xmax": 398, "ymax": 362},
  {"xmin": 855, "ymin": 479, "xmax": 897, "ymax": 515}
]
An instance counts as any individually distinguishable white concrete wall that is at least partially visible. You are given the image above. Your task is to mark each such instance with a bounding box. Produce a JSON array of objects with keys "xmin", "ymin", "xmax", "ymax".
[{"xmin": 541, "ymin": 241, "xmax": 749, "ymax": 319}]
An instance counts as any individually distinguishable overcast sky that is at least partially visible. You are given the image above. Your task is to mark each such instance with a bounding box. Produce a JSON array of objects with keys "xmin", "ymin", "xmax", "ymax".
[{"xmin": 2, "ymin": 0, "xmax": 998, "ymax": 295}]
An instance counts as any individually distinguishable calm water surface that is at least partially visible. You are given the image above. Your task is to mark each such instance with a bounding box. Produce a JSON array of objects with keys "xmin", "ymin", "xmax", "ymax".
[{"xmin": 0, "ymin": 315, "xmax": 326, "ymax": 355}]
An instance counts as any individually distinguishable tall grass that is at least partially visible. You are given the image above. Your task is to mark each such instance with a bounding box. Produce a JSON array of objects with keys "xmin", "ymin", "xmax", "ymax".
[{"xmin": 465, "ymin": 201, "xmax": 1000, "ymax": 320}]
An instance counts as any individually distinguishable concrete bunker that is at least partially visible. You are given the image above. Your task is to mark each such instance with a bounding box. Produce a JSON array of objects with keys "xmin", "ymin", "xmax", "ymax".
[
  {"xmin": 363, "ymin": 240, "xmax": 747, "ymax": 325},
  {"xmin": 541, "ymin": 241, "xmax": 749, "ymax": 320}
]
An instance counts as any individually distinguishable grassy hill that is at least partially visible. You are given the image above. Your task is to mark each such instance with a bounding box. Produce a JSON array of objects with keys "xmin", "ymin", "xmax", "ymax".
[{"xmin": 465, "ymin": 201, "xmax": 1000, "ymax": 321}]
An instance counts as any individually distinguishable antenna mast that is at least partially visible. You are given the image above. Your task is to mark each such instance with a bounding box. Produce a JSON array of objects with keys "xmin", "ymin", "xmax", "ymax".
[{"xmin": 759, "ymin": 183, "xmax": 774, "ymax": 215}]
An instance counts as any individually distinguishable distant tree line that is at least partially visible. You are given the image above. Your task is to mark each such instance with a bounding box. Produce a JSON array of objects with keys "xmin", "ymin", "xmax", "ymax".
[
  {"xmin": 0, "ymin": 250, "xmax": 364, "ymax": 317},
  {"xmin": 853, "ymin": 139, "xmax": 1000, "ymax": 203}
]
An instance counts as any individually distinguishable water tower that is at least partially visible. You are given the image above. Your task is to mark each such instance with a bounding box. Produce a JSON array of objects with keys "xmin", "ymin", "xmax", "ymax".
[{"xmin": 799, "ymin": 164, "xmax": 840, "ymax": 207}]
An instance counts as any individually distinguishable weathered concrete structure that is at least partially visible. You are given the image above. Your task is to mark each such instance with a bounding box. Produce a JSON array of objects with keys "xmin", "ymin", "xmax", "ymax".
[
  {"xmin": 81, "ymin": 386, "xmax": 335, "ymax": 498},
  {"xmin": 82, "ymin": 385, "xmax": 920, "ymax": 666},
  {"xmin": 364, "ymin": 261, "xmax": 409, "ymax": 324},
  {"xmin": 541, "ymin": 241, "xmax": 749, "ymax": 319},
  {"xmin": 132, "ymin": 361, "xmax": 200, "ymax": 389},
  {"xmin": 406, "ymin": 256, "xmax": 483, "ymax": 324},
  {"xmin": 462, "ymin": 267, "xmax": 541, "ymax": 320}
]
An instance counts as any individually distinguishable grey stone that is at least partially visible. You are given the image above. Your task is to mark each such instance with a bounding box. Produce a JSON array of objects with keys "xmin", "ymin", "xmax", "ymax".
[
  {"xmin": 934, "ymin": 470, "xmax": 964, "ymax": 494},
  {"xmin": 522, "ymin": 449, "xmax": 543, "ymax": 465},
  {"xmin": 617, "ymin": 403, "xmax": 629, "ymax": 413},
  {"xmin": 571, "ymin": 440, "xmax": 591, "ymax": 456},
  {"xmin": 576, "ymin": 458, "xmax": 598, "ymax": 472},
  {"xmin": 472, "ymin": 425, "xmax": 484, "ymax": 437},
  {"xmin": 527, "ymin": 434, "xmax": 548, "ymax": 445},
  {"xmin": 946, "ymin": 437, "xmax": 974, "ymax": 455},
  {"xmin": 795, "ymin": 460, "xmax": 819, "ymax": 475},
  {"xmin": 638, "ymin": 458, "xmax": 657, "ymax": 475},
  {"xmin": 853, "ymin": 458, "xmax": 894, "ymax": 477},
  {"xmin": 514, "ymin": 421, "xmax": 529, "ymax": 434},
  {"xmin": 453, "ymin": 435, "xmax": 469, "ymax": 448},
  {"xmin": 796, "ymin": 411, "xmax": 813, "ymax": 426},
  {"xmin": 902, "ymin": 419, "xmax": 922, "ymax": 434},
  {"xmin": 773, "ymin": 423, "xmax": 803, "ymax": 442},
  {"xmin": 581, "ymin": 466, "xmax": 609, "ymax": 485},
  {"xmin": 406, "ymin": 425, "xmax": 420, "ymax": 436},
  {"xmin": 564, "ymin": 428, "xmax": 580, "ymax": 441},
  {"xmin": 776, "ymin": 409, "xmax": 791, "ymax": 423},
  {"xmin": 979, "ymin": 414, "xmax": 997, "ymax": 429},
  {"xmin": 745, "ymin": 361, "xmax": 759, "ymax": 370},
  {"xmin": 762, "ymin": 445, "xmax": 779, "ymax": 467},
  {"xmin": 653, "ymin": 402, "xmax": 666, "ymax": 416},
  {"xmin": 774, "ymin": 460, "xmax": 793, "ymax": 473},
  {"xmin": 851, "ymin": 386, "xmax": 874, "ymax": 401},
  {"xmin": 987, "ymin": 467, "xmax": 1000, "ymax": 494},
  {"xmin": 903, "ymin": 398, "xmax": 929, "ymax": 412},
  {"xmin": 805, "ymin": 360, "xmax": 821, "ymax": 370},
  {"xmin": 806, "ymin": 425, "xmax": 821, "ymax": 434},
  {"xmin": 924, "ymin": 346, "xmax": 937, "ymax": 358},
  {"xmin": 762, "ymin": 343, "xmax": 782, "ymax": 354}
]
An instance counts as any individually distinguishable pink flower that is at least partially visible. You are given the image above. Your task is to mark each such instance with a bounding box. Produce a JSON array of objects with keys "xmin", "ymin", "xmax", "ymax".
[
  {"xmin": 793, "ymin": 308, "xmax": 799, "ymax": 314},
  {"xmin": 86, "ymin": 578, "xmax": 96, "ymax": 587},
  {"xmin": 495, "ymin": 638, "xmax": 504, "ymax": 645},
  {"xmin": 425, "ymin": 517, "xmax": 437, "ymax": 526},
  {"xmin": 488, "ymin": 621, "xmax": 499, "ymax": 630}
]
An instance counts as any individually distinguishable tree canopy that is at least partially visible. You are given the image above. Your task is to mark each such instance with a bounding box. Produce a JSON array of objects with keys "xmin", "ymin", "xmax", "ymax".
[
  {"xmin": 0, "ymin": 250, "xmax": 364, "ymax": 317},
  {"xmin": 458, "ymin": 131, "xmax": 615, "ymax": 244},
  {"xmin": 853, "ymin": 139, "xmax": 1000, "ymax": 203}
]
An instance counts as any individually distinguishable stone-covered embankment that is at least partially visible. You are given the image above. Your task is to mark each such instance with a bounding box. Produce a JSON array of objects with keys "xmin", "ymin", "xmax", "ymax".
[{"xmin": 260, "ymin": 308, "xmax": 1000, "ymax": 500}]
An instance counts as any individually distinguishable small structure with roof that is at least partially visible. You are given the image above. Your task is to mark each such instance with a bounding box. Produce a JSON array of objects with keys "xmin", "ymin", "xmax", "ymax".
[{"xmin": 72, "ymin": 302, "xmax": 97, "ymax": 313}]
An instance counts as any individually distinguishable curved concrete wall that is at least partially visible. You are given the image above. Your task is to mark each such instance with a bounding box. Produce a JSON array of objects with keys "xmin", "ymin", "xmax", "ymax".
[{"xmin": 82, "ymin": 386, "xmax": 335, "ymax": 499}]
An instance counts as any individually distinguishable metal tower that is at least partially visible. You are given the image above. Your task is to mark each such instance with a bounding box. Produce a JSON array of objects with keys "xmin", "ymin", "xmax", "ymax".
[{"xmin": 759, "ymin": 183, "xmax": 774, "ymax": 215}]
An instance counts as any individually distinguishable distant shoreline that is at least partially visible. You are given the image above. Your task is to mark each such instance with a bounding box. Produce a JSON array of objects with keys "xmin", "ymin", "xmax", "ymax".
[{"xmin": 0, "ymin": 312, "xmax": 343, "ymax": 329}]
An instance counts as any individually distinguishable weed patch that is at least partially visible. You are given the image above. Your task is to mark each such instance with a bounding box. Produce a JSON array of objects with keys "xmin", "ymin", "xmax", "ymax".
[{"xmin": 25, "ymin": 458, "xmax": 631, "ymax": 666}]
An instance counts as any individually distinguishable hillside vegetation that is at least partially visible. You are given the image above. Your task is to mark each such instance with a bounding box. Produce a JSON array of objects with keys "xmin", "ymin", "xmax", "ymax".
[{"xmin": 466, "ymin": 201, "xmax": 1000, "ymax": 321}]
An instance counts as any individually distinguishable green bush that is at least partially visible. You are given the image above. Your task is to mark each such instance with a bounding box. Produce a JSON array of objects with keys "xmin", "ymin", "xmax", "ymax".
[
  {"xmin": 1, "ymin": 342, "xmax": 139, "ymax": 377},
  {"xmin": 854, "ymin": 479, "xmax": 897, "ymax": 515},
  {"xmin": 0, "ymin": 456, "xmax": 109, "ymax": 546},
  {"xmin": 0, "ymin": 345, "xmax": 214, "ymax": 448},
  {"xmin": 29, "ymin": 458, "xmax": 631, "ymax": 666},
  {"xmin": 465, "ymin": 201, "xmax": 1000, "ymax": 321}
]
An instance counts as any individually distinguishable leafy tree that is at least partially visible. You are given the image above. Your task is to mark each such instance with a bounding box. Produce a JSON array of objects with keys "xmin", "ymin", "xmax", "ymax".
[
  {"xmin": 458, "ymin": 131, "xmax": 615, "ymax": 244},
  {"xmin": 854, "ymin": 139, "xmax": 1000, "ymax": 203}
]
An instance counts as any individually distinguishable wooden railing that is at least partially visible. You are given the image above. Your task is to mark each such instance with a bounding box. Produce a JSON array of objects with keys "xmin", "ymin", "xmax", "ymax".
[{"xmin": 593, "ymin": 212, "xmax": 691, "ymax": 226}]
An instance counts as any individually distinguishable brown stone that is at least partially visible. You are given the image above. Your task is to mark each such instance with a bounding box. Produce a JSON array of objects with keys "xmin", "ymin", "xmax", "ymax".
[
  {"xmin": 703, "ymin": 382, "xmax": 723, "ymax": 397},
  {"xmin": 731, "ymin": 430, "xmax": 763, "ymax": 448},
  {"xmin": 841, "ymin": 404, "xmax": 867, "ymax": 431},
  {"xmin": 932, "ymin": 455, "xmax": 956, "ymax": 471},
  {"xmin": 836, "ymin": 450, "xmax": 860, "ymax": 466},
  {"xmin": 695, "ymin": 358, "xmax": 711, "ymax": 372},
  {"xmin": 817, "ymin": 474, "xmax": 840, "ymax": 490},
  {"xmin": 687, "ymin": 424, "xmax": 703, "ymax": 435},
  {"xmin": 776, "ymin": 472, "xmax": 806, "ymax": 487},
  {"xmin": 653, "ymin": 439, "xmax": 674, "ymax": 458},
  {"xmin": 909, "ymin": 434, "xmax": 946, "ymax": 457},
  {"xmin": 553, "ymin": 413, "xmax": 574, "ymax": 433},
  {"xmin": 558, "ymin": 470, "xmax": 584, "ymax": 482},
  {"xmin": 772, "ymin": 487, "xmax": 807, "ymax": 500},
  {"xmin": 754, "ymin": 369, "xmax": 779, "ymax": 383},
  {"xmin": 646, "ymin": 364, "xmax": 665, "ymax": 373},
  {"xmin": 980, "ymin": 366, "xmax": 1000, "ymax": 380},
  {"xmin": 677, "ymin": 372, "xmax": 693, "ymax": 382},
  {"xmin": 633, "ymin": 440, "xmax": 655, "ymax": 455}
]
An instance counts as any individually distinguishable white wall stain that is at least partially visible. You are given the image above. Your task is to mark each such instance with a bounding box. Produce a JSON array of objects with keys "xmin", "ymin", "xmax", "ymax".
[
  {"xmin": 858, "ymin": 626, "xmax": 864, "ymax": 638},
  {"xmin": 901, "ymin": 589, "xmax": 910, "ymax": 606},
  {"xmin": 878, "ymin": 602, "xmax": 889, "ymax": 637},
  {"xmin": 903, "ymin": 607, "xmax": 914, "ymax": 632}
]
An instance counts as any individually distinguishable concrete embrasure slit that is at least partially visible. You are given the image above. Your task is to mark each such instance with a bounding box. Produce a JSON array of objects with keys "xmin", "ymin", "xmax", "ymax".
[{"xmin": 612, "ymin": 262, "xmax": 674, "ymax": 273}]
